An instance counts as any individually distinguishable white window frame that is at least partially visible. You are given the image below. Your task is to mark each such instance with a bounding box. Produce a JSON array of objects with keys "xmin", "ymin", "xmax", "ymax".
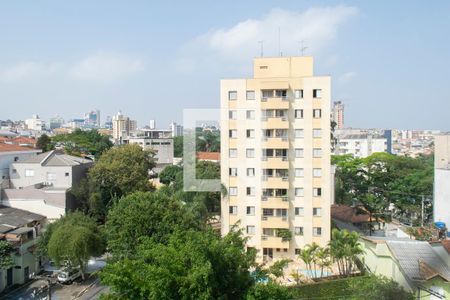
[
  {"xmin": 246, "ymin": 206, "xmax": 255, "ymax": 216},
  {"xmin": 229, "ymin": 187, "xmax": 238, "ymax": 196},
  {"xmin": 229, "ymin": 149, "xmax": 237, "ymax": 158},
  {"xmin": 295, "ymin": 109, "xmax": 303, "ymax": 119},
  {"xmin": 313, "ymin": 227, "xmax": 322, "ymax": 236},
  {"xmin": 295, "ymin": 129, "xmax": 304, "ymax": 138},
  {"xmin": 228, "ymin": 91, "xmax": 237, "ymax": 100},
  {"xmin": 313, "ymin": 148, "xmax": 322, "ymax": 158},
  {"xmin": 229, "ymin": 168, "xmax": 238, "ymax": 177},
  {"xmin": 313, "ymin": 128, "xmax": 322, "ymax": 138},
  {"xmin": 295, "ymin": 207, "xmax": 304, "ymax": 217},
  {"xmin": 295, "ymin": 188, "xmax": 304, "ymax": 197},
  {"xmin": 294, "ymin": 89, "xmax": 303, "ymax": 99},
  {"xmin": 295, "ymin": 168, "xmax": 304, "ymax": 177},
  {"xmin": 246, "ymin": 225, "xmax": 256, "ymax": 235},
  {"xmin": 313, "ymin": 207, "xmax": 322, "ymax": 216},
  {"xmin": 25, "ymin": 169, "xmax": 35, "ymax": 177},
  {"xmin": 246, "ymin": 129, "xmax": 255, "ymax": 139},
  {"xmin": 313, "ymin": 168, "xmax": 322, "ymax": 177},
  {"xmin": 246, "ymin": 148, "xmax": 255, "ymax": 158},
  {"xmin": 247, "ymin": 168, "xmax": 255, "ymax": 177},
  {"xmin": 295, "ymin": 148, "xmax": 304, "ymax": 158},
  {"xmin": 294, "ymin": 227, "xmax": 304, "ymax": 236},
  {"xmin": 246, "ymin": 110, "xmax": 255, "ymax": 120},
  {"xmin": 246, "ymin": 90, "xmax": 255, "ymax": 100}
]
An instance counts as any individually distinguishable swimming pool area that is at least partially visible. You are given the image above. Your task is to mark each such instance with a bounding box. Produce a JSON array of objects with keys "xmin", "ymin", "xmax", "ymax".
[{"xmin": 298, "ymin": 269, "xmax": 332, "ymax": 278}]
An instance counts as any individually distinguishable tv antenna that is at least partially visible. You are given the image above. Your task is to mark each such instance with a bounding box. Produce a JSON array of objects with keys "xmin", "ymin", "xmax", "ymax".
[
  {"xmin": 299, "ymin": 40, "xmax": 308, "ymax": 56},
  {"xmin": 258, "ymin": 41, "xmax": 264, "ymax": 57},
  {"xmin": 278, "ymin": 27, "xmax": 282, "ymax": 56}
]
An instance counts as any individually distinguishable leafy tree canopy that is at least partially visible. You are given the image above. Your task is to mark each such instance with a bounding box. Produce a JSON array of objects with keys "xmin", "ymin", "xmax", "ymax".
[
  {"xmin": 0, "ymin": 240, "xmax": 15, "ymax": 270},
  {"xmin": 52, "ymin": 129, "xmax": 113, "ymax": 158}
]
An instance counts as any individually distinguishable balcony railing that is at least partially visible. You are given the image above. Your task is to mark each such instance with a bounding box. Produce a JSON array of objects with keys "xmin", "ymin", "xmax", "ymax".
[
  {"xmin": 261, "ymin": 156, "xmax": 288, "ymax": 161},
  {"xmin": 261, "ymin": 215, "xmax": 289, "ymax": 221},
  {"xmin": 261, "ymin": 175, "xmax": 289, "ymax": 181},
  {"xmin": 261, "ymin": 196, "xmax": 288, "ymax": 201}
]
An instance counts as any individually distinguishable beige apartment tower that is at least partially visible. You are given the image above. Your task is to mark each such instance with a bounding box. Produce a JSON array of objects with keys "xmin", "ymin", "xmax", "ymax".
[{"xmin": 220, "ymin": 56, "xmax": 331, "ymax": 261}]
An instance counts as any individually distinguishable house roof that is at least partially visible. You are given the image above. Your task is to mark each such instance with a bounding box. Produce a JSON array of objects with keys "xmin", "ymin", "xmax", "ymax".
[
  {"xmin": 331, "ymin": 204, "xmax": 380, "ymax": 223},
  {"xmin": 11, "ymin": 136, "xmax": 37, "ymax": 146},
  {"xmin": 0, "ymin": 143, "xmax": 38, "ymax": 153},
  {"xmin": 21, "ymin": 150, "xmax": 93, "ymax": 166},
  {"xmin": 386, "ymin": 240, "xmax": 450, "ymax": 282},
  {"xmin": 0, "ymin": 206, "xmax": 45, "ymax": 233},
  {"xmin": 197, "ymin": 152, "xmax": 220, "ymax": 161}
]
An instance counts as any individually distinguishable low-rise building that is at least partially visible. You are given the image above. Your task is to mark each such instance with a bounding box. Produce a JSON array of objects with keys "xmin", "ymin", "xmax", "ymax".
[
  {"xmin": 361, "ymin": 236, "xmax": 450, "ymax": 299},
  {"xmin": 0, "ymin": 206, "xmax": 46, "ymax": 293},
  {"xmin": 335, "ymin": 133, "xmax": 387, "ymax": 158},
  {"xmin": 1, "ymin": 150, "xmax": 93, "ymax": 220}
]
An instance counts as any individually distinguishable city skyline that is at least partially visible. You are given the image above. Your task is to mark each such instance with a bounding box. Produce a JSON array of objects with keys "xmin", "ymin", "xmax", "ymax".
[{"xmin": 1, "ymin": 1, "xmax": 450, "ymax": 130}]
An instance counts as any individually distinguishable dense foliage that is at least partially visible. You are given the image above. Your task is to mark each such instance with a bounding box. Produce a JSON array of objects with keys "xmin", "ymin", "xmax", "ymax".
[
  {"xmin": 71, "ymin": 144, "xmax": 156, "ymax": 219},
  {"xmin": 52, "ymin": 129, "xmax": 113, "ymax": 158},
  {"xmin": 333, "ymin": 153, "xmax": 433, "ymax": 227},
  {"xmin": 36, "ymin": 134, "xmax": 54, "ymax": 152},
  {"xmin": 0, "ymin": 240, "xmax": 14, "ymax": 269},
  {"xmin": 42, "ymin": 212, "xmax": 105, "ymax": 279},
  {"xmin": 173, "ymin": 129, "xmax": 220, "ymax": 158}
]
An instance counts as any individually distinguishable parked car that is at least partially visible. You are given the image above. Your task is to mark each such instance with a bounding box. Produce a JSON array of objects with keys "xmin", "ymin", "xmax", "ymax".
[{"xmin": 57, "ymin": 268, "xmax": 81, "ymax": 284}]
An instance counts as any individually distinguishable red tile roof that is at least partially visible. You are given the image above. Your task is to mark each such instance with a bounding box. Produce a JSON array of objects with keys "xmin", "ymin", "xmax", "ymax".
[
  {"xmin": 331, "ymin": 204, "xmax": 380, "ymax": 223},
  {"xmin": 442, "ymin": 240, "xmax": 450, "ymax": 254},
  {"xmin": 0, "ymin": 143, "xmax": 37, "ymax": 153},
  {"xmin": 197, "ymin": 152, "xmax": 220, "ymax": 161},
  {"xmin": 11, "ymin": 136, "xmax": 36, "ymax": 146}
]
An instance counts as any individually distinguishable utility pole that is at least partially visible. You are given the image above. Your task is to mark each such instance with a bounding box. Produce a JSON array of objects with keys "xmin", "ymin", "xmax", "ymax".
[{"xmin": 421, "ymin": 195, "xmax": 425, "ymax": 227}]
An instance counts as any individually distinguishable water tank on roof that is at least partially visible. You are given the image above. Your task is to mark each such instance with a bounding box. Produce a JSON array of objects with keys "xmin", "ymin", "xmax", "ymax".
[{"xmin": 435, "ymin": 221, "xmax": 446, "ymax": 229}]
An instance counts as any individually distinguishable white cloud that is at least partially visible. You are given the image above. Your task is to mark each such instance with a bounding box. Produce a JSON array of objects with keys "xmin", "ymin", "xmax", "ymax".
[
  {"xmin": 177, "ymin": 6, "xmax": 359, "ymax": 72},
  {"xmin": 0, "ymin": 62, "xmax": 62, "ymax": 82},
  {"xmin": 338, "ymin": 71, "xmax": 357, "ymax": 84},
  {"xmin": 69, "ymin": 52, "xmax": 143, "ymax": 82}
]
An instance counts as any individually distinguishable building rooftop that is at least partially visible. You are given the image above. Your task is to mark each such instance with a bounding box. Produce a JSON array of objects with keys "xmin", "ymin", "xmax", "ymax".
[
  {"xmin": 339, "ymin": 134, "xmax": 386, "ymax": 140},
  {"xmin": 197, "ymin": 152, "xmax": 220, "ymax": 161},
  {"xmin": 21, "ymin": 150, "xmax": 93, "ymax": 166},
  {"xmin": 386, "ymin": 240, "xmax": 450, "ymax": 282},
  {"xmin": 0, "ymin": 143, "xmax": 39, "ymax": 153},
  {"xmin": 0, "ymin": 206, "xmax": 45, "ymax": 233}
]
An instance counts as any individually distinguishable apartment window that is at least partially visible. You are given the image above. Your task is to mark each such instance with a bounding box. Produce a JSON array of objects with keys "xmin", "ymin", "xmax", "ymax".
[
  {"xmin": 313, "ymin": 207, "xmax": 322, "ymax": 216},
  {"xmin": 25, "ymin": 169, "xmax": 34, "ymax": 177},
  {"xmin": 229, "ymin": 110, "xmax": 237, "ymax": 120},
  {"xmin": 295, "ymin": 227, "xmax": 304, "ymax": 236},
  {"xmin": 247, "ymin": 187, "xmax": 255, "ymax": 196},
  {"xmin": 295, "ymin": 207, "xmax": 304, "ymax": 217},
  {"xmin": 14, "ymin": 156, "xmax": 19, "ymax": 162},
  {"xmin": 313, "ymin": 109, "xmax": 322, "ymax": 118},
  {"xmin": 246, "ymin": 148, "xmax": 255, "ymax": 158},
  {"xmin": 229, "ymin": 168, "xmax": 238, "ymax": 177},
  {"xmin": 229, "ymin": 149, "xmax": 237, "ymax": 158},
  {"xmin": 247, "ymin": 168, "xmax": 255, "ymax": 177},
  {"xmin": 295, "ymin": 248, "xmax": 301, "ymax": 255},
  {"xmin": 229, "ymin": 129, "xmax": 237, "ymax": 138},
  {"xmin": 295, "ymin": 109, "xmax": 304, "ymax": 119},
  {"xmin": 313, "ymin": 168, "xmax": 322, "ymax": 177},
  {"xmin": 229, "ymin": 187, "xmax": 238, "ymax": 196},
  {"xmin": 295, "ymin": 148, "xmax": 304, "ymax": 158},
  {"xmin": 275, "ymin": 90, "xmax": 287, "ymax": 98},
  {"xmin": 263, "ymin": 208, "xmax": 274, "ymax": 217},
  {"xmin": 228, "ymin": 91, "xmax": 237, "ymax": 100},
  {"xmin": 313, "ymin": 227, "xmax": 322, "ymax": 236},
  {"xmin": 313, "ymin": 129, "xmax": 322, "ymax": 138},
  {"xmin": 313, "ymin": 148, "xmax": 322, "ymax": 158},
  {"xmin": 295, "ymin": 168, "xmax": 304, "ymax": 177},
  {"xmin": 246, "ymin": 206, "xmax": 255, "ymax": 216},
  {"xmin": 313, "ymin": 188, "xmax": 322, "ymax": 197},
  {"xmin": 12, "ymin": 169, "xmax": 17, "ymax": 174},
  {"xmin": 295, "ymin": 129, "xmax": 304, "ymax": 138},
  {"xmin": 246, "ymin": 110, "xmax": 255, "ymax": 120},
  {"xmin": 246, "ymin": 225, "xmax": 256, "ymax": 235},
  {"xmin": 262, "ymin": 90, "xmax": 273, "ymax": 99},
  {"xmin": 246, "ymin": 90, "xmax": 255, "ymax": 100},
  {"xmin": 246, "ymin": 129, "xmax": 255, "ymax": 138},
  {"xmin": 229, "ymin": 206, "xmax": 238, "ymax": 215},
  {"xmin": 295, "ymin": 188, "xmax": 304, "ymax": 197},
  {"xmin": 294, "ymin": 89, "xmax": 303, "ymax": 99},
  {"xmin": 313, "ymin": 89, "xmax": 322, "ymax": 98}
]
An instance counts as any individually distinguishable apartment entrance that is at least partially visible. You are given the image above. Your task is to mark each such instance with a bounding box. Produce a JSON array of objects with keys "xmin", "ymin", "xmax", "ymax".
[{"xmin": 263, "ymin": 248, "xmax": 273, "ymax": 259}]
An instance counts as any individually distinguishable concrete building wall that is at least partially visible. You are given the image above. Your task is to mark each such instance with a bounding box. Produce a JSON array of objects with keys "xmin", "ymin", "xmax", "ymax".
[
  {"xmin": 434, "ymin": 169, "xmax": 450, "ymax": 226},
  {"xmin": 9, "ymin": 163, "xmax": 74, "ymax": 189},
  {"xmin": 221, "ymin": 56, "xmax": 331, "ymax": 261}
]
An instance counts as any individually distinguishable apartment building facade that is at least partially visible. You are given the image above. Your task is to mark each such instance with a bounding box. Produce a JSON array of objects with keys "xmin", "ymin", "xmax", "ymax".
[{"xmin": 220, "ymin": 56, "xmax": 331, "ymax": 261}]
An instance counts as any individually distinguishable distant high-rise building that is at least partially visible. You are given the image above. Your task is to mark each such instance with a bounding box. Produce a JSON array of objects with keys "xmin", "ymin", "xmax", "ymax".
[
  {"xmin": 331, "ymin": 101, "xmax": 344, "ymax": 129},
  {"xmin": 49, "ymin": 115, "xmax": 65, "ymax": 130},
  {"xmin": 221, "ymin": 56, "xmax": 331, "ymax": 261},
  {"xmin": 149, "ymin": 120, "xmax": 156, "ymax": 130},
  {"xmin": 170, "ymin": 122, "xmax": 183, "ymax": 137},
  {"xmin": 84, "ymin": 110, "xmax": 101, "ymax": 127},
  {"xmin": 104, "ymin": 116, "xmax": 113, "ymax": 129},
  {"xmin": 112, "ymin": 111, "xmax": 137, "ymax": 143},
  {"xmin": 25, "ymin": 114, "xmax": 44, "ymax": 131}
]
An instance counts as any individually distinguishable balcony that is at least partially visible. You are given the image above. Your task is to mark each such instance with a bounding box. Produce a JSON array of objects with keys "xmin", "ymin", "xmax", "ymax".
[
  {"xmin": 261, "ymin": 156, "xmax": 289, "ymax": 168},
  {"xmin": 261, "ymin": 235, "xmax": 290, "ymax": 248},
  {"xmin": 261, "ymin": 116, "xmax": 289, "ymax": 129},
  {"xmin": 261, "ymin": 176, "xmax": 289, "ymax": 188},
  {"xmin": 261, "ymin": 137, "xmax": 289, "ymax": 148},
  {"xmin": 261, "ymin": 196, "xmax": 289, "ymax": 208},
  {"xmin": 261, "ymin": 97, "xmax": 290, "ymax": 109},
  {"xmin": 261, "ymin": 216, "xmax": 289, "ymax": 228}
]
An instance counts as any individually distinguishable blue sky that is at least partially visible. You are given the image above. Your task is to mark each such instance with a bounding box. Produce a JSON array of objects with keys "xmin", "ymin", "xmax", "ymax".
[{"xmin": 0, "ymin": 1, "xmax": 449, "ymax": 130}]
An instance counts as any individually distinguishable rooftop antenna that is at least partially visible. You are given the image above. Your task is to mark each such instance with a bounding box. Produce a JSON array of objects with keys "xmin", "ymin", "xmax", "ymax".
[
  {"xmin": 278, "ymin": 27, "xmax": 281, "ymax": 56},
  {"xmin": 299, "ymin": 40, "xmax": 308, "ymax": 56},
  {"xmin": 258, "ymin": 40, "xmax": 264, "ymax": 57}
]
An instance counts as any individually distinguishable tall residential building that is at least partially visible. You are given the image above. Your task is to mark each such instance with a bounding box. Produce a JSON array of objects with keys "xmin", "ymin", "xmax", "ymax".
[
  {"xmin": 170, "ymin": 122, "xmax": 183, "ymax": 137},
  {"xmin": 112, "ymin": 111, "xmax": 137, "ymax": 143},
  {"xmin": 331, "ymin": 101, "xmax": 344, "ymax": 129},
  {"xmin": 84, "ymin": 109, "xmax": 101, "ymax": 127},
  {"xmin": 25, "ymin": 114, "xmax": 44, "ymax": 131},
  {"xmin": 49, "ymin": 115, "xmax": 65, "ymax": 130},
  {"xmin": 434, "ymin": 134, "xmax": 450, "ymax": 227},
  {"xmin": 220, "ymin": 56, "xmax": 331, "ymax": 261}
]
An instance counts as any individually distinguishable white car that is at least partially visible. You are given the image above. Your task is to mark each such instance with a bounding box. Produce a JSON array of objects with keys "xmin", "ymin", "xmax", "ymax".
[{"xmin": 57, "ymin": 269, "xmax": 81, "ymax": 284}]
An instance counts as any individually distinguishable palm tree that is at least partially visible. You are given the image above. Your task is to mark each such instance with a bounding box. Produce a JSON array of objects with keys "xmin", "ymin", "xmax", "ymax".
[
  {"xmin": 315, "ymin": 246, "xmax": 332, "ymax": 278},
  {"xmin": 329, "ymin": 229, "xmax": 364, "ymax": 276},
  {"xmin": 298, "ymin": 243, "xmax": 320, "ymax": 279}
]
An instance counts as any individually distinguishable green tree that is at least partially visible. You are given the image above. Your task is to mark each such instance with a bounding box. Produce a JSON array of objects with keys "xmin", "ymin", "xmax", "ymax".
[
  {"xmin": 0, "ymin": 240, "xmax": 14, "ymax": 269},
  {"xmin": 328, "ymin": 229, "xmax": 364, "ymax": 276},
  {"xmin": 52, "ymin": 129, "xmax": 113, "ymax": 158},
  {"xmin": 158, "ymin": 165, "xmax": 182, "ymax": 185},
  {"xmin": 173, "ymin": 135, "xmax": 183, "ymax": 158},
  {"xmin": 44, "ymin": 212, "xmax": 105, "ymax": 279},
  {"xmin": 246, "ymin": 282, "xmax": 294, "ymax": 300},
  {"xmin": 196, "ymin": 130, "xmax": 220, "ymax": 152},
  {"xmin": 100, "ymin": 229, "xmax": 255, "ymax": 300},
  {"xmin": 298, "ymin": 243, "xmax": 320, "ymax": 279},
  {"xmin": 105, "ymin": 191, "xmax": 203, "ymax": 257},
  {"xmin": 36, "ymin": 134, "xmax": 54, "ymax": 152},
  {"xmin": 73, "ymin": 144, "xmax": 156, "ymax": 219},
  {"xmin": 268, "ymin": 259, "xmax": 291, "ymax": 280}
]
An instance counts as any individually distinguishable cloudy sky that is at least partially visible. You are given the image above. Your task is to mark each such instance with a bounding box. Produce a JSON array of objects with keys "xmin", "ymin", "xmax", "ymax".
[{"xmin": 1, "ymin": 1, "xmax": 449, "ymax": 130}]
